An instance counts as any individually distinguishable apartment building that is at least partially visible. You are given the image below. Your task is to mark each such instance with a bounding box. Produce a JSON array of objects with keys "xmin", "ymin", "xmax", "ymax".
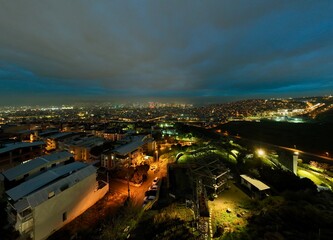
[
  {"xmin": 101, "ymin": 135, "xmax": 155, "ymax": 170},
  {"xmin": 0, "ymin": 141, "xmax": 45, "ymax": 170},
  {"xmin": 4, "ymin": 161, "xmax": 108, "ymax": 240},
  {"xmin": 2, "ymin": 151, "xmax": 73, "ymax": 190}
]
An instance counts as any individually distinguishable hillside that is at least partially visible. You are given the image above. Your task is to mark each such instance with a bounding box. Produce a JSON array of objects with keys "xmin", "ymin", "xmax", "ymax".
[
  {"xmin": 315, "ymin": 108, "xmax": 333, "ymax": 123},
  {"xmin": 220, "ymin": 121, "xmax": 333, "ymax": 154}
]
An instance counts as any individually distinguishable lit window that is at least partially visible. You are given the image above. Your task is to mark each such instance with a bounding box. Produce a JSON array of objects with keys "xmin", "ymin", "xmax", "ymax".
[{"xmin": 48, "ymin": 191, "xmax": 55, "ymax": 199}]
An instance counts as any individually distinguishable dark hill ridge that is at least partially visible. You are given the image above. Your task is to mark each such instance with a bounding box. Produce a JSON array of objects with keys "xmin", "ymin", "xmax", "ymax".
[
  {"xmin": 220, "ymin": 121, "xmax": 333, "ymax": 154},
  {"xmin": 315, "ymin": 108, "xmax": 333, "ymax": 123}
]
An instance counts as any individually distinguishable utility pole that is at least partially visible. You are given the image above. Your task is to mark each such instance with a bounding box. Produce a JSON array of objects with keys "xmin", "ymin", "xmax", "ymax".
[
  {"xmin": 127, "ymin": 157, "xmax": 131, "ymax": 200},
  {"xmin": 107, "ymin": 171, "xmax": 110, "ymax": 193},
  {"xmin": 127, "ymin": 170, "xmax": 130, "ymax": 199}
]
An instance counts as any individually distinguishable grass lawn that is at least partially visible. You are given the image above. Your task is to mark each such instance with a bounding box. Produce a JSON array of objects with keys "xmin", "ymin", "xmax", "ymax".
[
  {"xmin": 297, "ymin": 168, "xmax": 322, "ymax": 185},
  {"xmin": 209, "ymin": 182, "xmax": 252, "ymax": 237},
  {"xmin": 298, "ymin": 167, "xmax": 333, "ymax": 189}
]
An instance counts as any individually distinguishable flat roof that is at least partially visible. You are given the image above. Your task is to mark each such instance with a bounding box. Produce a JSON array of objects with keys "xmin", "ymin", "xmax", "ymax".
[
  {"xmin": 14, "ymin": 165, "xmax": 96, "ymax": 212},
  {"xmin": 0, "ymin": 141, "xmax": 45, "ymax": 154},
  {"xmin": 6, "ymin": 162, "xmax": 87, "ymax": 201},
  {"xmin": 2, "ymin": 151, "xmax": 73, "ymax": 181},
  {"xmin": 240, "ymin": 174, "xmax": 270, "ymax": 191}
]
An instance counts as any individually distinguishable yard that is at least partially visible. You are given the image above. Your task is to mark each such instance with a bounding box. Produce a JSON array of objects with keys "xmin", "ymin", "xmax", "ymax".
[
  {"xmin": 298, "ymin": 167, "xmax": 333, "ymax": 189},
  {"xmin": 208, "ymin": 181, "xmax": 253, "ymax": 238}
]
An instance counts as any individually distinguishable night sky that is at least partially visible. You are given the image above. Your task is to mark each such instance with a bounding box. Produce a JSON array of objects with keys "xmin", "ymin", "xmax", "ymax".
[{"xmin": 0, "ymin": 0, "xmax": 332, "ymax": 106}]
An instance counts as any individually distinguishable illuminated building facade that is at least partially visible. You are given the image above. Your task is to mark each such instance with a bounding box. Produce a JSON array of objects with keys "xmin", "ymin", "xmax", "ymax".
[
  {"xmin": 62, "ymin": 136, "xmax": 104, "ymax": 162},
  {"xmin": 101, "ymin": 135, "xmax": 155, "ymax": 170},
  {"xmin": 0, "ymin": 141, "xmax": 45, "ymax": 169},
  {"xmin": 4, "ymin": 161, "xmax": 108, "ymax": 240}
]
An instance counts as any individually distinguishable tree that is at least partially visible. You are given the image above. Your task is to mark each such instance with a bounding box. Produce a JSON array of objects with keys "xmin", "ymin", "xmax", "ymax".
[{"xmin": 131, "ymin": 164, "xmax": 149, "ymax": 183}]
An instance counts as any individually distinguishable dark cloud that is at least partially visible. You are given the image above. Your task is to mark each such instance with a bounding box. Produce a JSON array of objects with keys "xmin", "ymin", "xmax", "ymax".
[{"xmin": 0, "ymin": 0, "xmax": 332, "ymax": 105}]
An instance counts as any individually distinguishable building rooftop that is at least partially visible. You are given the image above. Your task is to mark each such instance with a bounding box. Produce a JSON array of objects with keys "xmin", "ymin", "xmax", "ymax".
[
  {"xmin": 6, "ymin": 161, "xmax": 87, "ymax": 202},
  {"xmin": 113, "ymin": 135, "xmax": 153, "ymax": 156},
  {"xmin": 14, "ymin": 164, "xmax": 96, "ymax": 212},
  {"xmin": 66, "ymin": 136, "xmax": 104, "ymax": 148},
  {"xmin": 17, "ymin": 130, "xmax": 33, "ymax": 135},
  {"xmin": 0, "ymin": 141, "xmax": 45, "ymax": 154},
  {"xmin": 2, "ymin": 151, "xmax": 73, "ymax": 181},
  {"xmin": 104, "ymin": 129, "xmax": 126, "ymax": 134},
  {"xmin": 240, "ymin": 174, "xmax": 270, "ymax": 191},
  {"xmin": 38, "ymin": 130, "xmax": 59, "ymax": 137},
  {"xmin": 47, "ymin": 132, "xmax": 76, "ymax": 140}
]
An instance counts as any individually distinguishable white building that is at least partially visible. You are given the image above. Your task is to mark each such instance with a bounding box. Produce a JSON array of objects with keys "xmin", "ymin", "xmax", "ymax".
[
  {"xmin": 101, "ymin": 135, "xmax": 155, "ymax": 170},
  {"xmin": 2, "ymin": 151, "xmax": 73, "ymax": 189},
  {"xmin": 0, "ymin": 141, "xmax": 45, "ymax": 169},
  {"xmin": 5, "ymin": 161, "xmax": 108, "ymax": 240},
  {"xmin": 240, "ymin": 174, "xmax": 270, "ymax": 199},
  {"xmin": 293, "ymin": 152, "xmax": 298, "ymax": 175},
  {"xmin": 62, "ymin": 136, "xmax": 104, "ymax": 162},
  {"xmin": 45, "ymin": 132, "xmax": 78, "ymax": 151}
]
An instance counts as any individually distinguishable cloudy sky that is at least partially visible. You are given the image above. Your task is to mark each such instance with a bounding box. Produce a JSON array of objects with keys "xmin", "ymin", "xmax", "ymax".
[{"xmin": 0, "ymin": 0, "xmax": 332, "ymax": 105}]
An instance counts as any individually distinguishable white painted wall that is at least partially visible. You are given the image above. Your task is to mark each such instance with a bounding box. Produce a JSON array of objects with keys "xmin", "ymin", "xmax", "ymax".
[
  {"xmin": 293, "ymin": 154, "xmax": 298, "ymax": 175},
  {"xmin": 31, "ymin": 174, "xmax": 108, "ymax": 240}
]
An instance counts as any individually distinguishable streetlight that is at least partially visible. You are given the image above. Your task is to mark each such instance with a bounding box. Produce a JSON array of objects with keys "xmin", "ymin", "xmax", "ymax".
[
  {"xmin": 155, "ymin": 150, "xmax": 159, "ymax": 162},
  {"xmin": 257, "ymin": 149, "xmax": 265, "ymax": 157}
]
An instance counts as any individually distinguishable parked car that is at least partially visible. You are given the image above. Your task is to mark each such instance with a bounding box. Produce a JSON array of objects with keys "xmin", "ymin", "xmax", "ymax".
[
  {"xmin": 143, "ymin": 195, "xmax": 156, "ymax": 203},
  {"xmin": 145, "ymin": 190, "xmax": 157, "ymax": 196},
  {"xmin": 149, "ymin": 184, "xmax": 158, "ymax": 191},
  {"xmin": 152, "ymin": 177, "xmax": 159, "ymax": 185}
]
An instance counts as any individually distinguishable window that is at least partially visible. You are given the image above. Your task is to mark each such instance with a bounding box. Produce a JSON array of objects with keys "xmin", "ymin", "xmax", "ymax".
[
  {"xmin": 60, "ymin": 184, "xmax": 69, "ymax": 191},
  {"xmin": 48, "ymin": 191, "xmax": 55, "ymax": 199},
  {"xmin": 62, "ymin": 212, "xmax": 67, "ymax": 221},
  {"xmin": 20, "ymin": 208, "xmax": 32, "ymax": 218}
]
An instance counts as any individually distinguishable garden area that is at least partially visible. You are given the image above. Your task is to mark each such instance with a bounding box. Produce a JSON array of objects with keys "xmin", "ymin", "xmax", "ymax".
[
  {"xmin": 173, "ymin": 122, "xmax": 333, "ymax": 239},
  {"xmin": 130, "ymin": 203, "xmax": 198, "ymax": 240},
  {"xmin": 209, "ymin": 182, "xmax": 252, "ymax": 239}
]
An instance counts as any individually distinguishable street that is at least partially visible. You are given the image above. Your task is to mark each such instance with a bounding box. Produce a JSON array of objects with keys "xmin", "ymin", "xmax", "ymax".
[{"xmin": 109, "ymin": 156, "xmax": 169, "ymax": 207}]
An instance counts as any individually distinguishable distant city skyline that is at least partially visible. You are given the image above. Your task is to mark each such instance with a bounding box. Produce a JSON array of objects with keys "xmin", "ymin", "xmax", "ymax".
[{"xmin": 0, "ymin": 1, "xmax": 333, "ymax": 106}]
